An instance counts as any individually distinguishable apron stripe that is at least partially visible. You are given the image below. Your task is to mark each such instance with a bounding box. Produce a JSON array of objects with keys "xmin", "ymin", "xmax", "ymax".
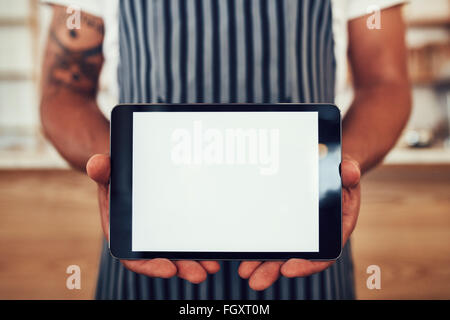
[
  {"xmin": 242, "ymin": 0, "xmax": 254, "ymax": 102},
  {"xmin": 163, "ymin": 0, "xmax": 173, "ymax": 103},
  {"xmin": 227, "ymin": 0, "xmax": 237, "ymax": 102},
  {"xmin": 194, "ymin": 0, "xmax": 204, "ymax": 102},
  {"xmin": 259, "ymin": 0, "xmax": 271, "ymax": 103},
  {"xmin": 211, "ymin": 0, "xmax": 221, "ymax": 103},
  {"xmin": 179, "ymin": 0, "xmax": 188, "ymax": 103}
]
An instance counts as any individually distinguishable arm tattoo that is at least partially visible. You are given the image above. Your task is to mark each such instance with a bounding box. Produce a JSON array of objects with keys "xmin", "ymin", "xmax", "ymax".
[{"xmin": 44, "ymin": 9, "xmax": 104, "ymax": 97}]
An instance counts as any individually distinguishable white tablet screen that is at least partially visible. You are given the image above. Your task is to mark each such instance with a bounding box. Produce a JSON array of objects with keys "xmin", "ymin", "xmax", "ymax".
[{"xmin": 132, "ymin": 112, "xmax": 319, "ymax": 252}]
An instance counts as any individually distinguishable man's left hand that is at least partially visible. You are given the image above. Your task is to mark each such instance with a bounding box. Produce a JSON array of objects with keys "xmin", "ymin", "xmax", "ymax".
[{"xmin": 238, "ymin": 156, "xmax": 361, "ymax": 291}]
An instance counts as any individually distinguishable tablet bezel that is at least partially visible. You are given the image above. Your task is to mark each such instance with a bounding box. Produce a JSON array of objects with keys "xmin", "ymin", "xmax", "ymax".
[{"xmin": 110, "ymin": 103, "xmax": 342, "ymax": 260}]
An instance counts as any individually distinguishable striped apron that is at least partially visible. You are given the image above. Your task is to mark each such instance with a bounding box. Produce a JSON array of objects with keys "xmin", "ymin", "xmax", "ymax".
[{"xmin": 96, "ymin": 0, "xmax": 355, "ymax": 300}]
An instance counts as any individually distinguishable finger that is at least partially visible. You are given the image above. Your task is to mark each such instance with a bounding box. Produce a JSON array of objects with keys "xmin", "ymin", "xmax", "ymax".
[
  {"xmin": 342, "ymin": 186, "xmax": 361, "ymax": 243},
  {"xmin": 248, "ymin": 261, "xmax": 283, "ymax": 291},
  {"xmin": 341, "ymin": 159, "xmax": 360, "ymax": 188},
  {"xmin": 97, "ymin": 184, "xmax": 110, "ymax": 240},
  {"xmin": 122, "ymin": 259, "xmax": 177, "ymax": 278},
  {"xmin": 199, "ymin": 261, "xmax": 220, "ymax": 274},
  {"xmin": 281, "ymin": 259, "xmax": 332, "ymax": 278},
  {"xmin": 238, "ymin": 261, "xmax": 263, "ymax": 279},
  {"xmin": 86, "ymin": 154, "xmax": 110, "ymax": 185},
  {"xmin": 86, "ymin": 154, "xmax": 111, "ymax": 240},
  {"xmin": 175, "ymin": 261, "xmax": 208, "ymax": 284}
]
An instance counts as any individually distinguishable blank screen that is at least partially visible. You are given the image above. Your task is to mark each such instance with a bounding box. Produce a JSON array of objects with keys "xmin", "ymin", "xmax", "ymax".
[{"xmin": 132, "ymin": 112, "xmax": 319, "ymax": 252}]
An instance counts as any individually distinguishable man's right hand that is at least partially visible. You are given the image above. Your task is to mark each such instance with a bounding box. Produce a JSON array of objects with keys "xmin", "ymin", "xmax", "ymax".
[{"xmin": 86, "ymin": 154, "xmax": 220, "ymax": 283}]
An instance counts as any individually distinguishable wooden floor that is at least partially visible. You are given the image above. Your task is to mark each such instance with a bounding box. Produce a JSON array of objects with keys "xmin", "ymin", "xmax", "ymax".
[{"xmin": 0, "ymin": 165, "xmax": 449, "ymax": 299}]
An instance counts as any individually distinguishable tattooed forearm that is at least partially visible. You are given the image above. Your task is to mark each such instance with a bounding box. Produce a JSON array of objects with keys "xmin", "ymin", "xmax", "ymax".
[
  {"xmin": 42, "ymin": 5, "xmax": 104, "ymax": 97},
  {"xmin": 40, "ymin": 5, "xmax": 109, "ymax": 171},
  {"xmin": 46, "ymin": 31, "xmax": 103, "ymax": 95}
]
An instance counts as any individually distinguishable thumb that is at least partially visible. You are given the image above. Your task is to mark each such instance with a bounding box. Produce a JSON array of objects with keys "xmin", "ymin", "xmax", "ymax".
[
  {"xmin": 341, "ymin": 158, "xmax": 360, "ymax": 188},
  {"xmin": 86, "ymin": 154, "xmax": 110, "ymax": 185}
]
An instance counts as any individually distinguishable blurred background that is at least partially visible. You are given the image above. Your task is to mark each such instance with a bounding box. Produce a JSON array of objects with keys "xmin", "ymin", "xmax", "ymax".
[{"xmin": 0, "ymin": 0, "xmax": 449, "ymax": 299}]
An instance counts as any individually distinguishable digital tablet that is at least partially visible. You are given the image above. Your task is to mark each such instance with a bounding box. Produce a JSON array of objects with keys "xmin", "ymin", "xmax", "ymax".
[{"xmin": 110, "ymin": 104, "xmax": 342, "ymax": 260}]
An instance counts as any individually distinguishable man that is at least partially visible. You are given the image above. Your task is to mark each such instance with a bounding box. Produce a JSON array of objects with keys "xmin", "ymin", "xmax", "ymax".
[{"xmin": 41, "ymin": 0, "xmax": 411, "ymax": 299}]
